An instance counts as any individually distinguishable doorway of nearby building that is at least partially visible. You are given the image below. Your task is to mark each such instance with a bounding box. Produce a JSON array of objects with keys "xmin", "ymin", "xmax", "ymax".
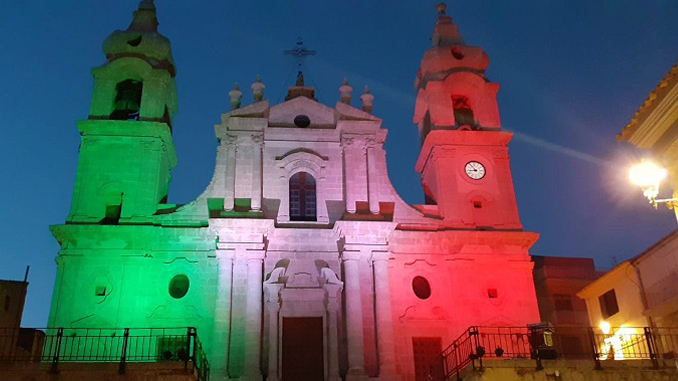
[
  {"xmin": 413, "ymin": 337, "xmax": 444, "ymax": 381},
  {"xmin": 282, "ymin": 317, "xmax": 324, "ymax": 381}
]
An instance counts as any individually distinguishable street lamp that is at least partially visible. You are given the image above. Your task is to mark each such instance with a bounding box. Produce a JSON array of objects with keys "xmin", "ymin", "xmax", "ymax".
[{"xmin": 629, "ymin": 161, "xmax": 677, "ymax": 208}]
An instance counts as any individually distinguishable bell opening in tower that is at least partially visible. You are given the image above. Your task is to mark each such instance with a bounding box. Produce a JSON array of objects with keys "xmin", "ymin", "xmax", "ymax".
[
  {"xmin": 111, "ymin": 79, "xmax": 143, "ymax": 121},
  {"xmin": 452, "ymin": 95, "xmax": 475, "ymax": 130}
]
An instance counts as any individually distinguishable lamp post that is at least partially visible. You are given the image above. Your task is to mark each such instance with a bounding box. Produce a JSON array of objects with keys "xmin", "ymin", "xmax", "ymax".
[{"xmin": 629, "ymin": 161, "xmax": 678, "ymax": 209}]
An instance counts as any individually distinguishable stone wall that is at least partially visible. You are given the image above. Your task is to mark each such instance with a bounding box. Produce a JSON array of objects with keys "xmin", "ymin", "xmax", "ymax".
[
  {"xmin": 0, "ymin": 362, "xmax": 198, "ymax": 381},
  {"xmin": 460, "ymin": 359, "xmax": 678, "ymax": 381}
]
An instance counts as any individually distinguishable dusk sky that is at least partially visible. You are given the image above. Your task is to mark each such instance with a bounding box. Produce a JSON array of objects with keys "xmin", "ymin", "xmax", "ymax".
[{"xmin": 2, "ymin": 1, "xmax": 678, "ymax": 327}]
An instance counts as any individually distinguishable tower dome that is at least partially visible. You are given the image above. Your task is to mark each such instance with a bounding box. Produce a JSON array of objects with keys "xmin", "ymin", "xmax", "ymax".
[{"xmin": 102, "ymin": 0, "xmax": 175, "ymax": 76}]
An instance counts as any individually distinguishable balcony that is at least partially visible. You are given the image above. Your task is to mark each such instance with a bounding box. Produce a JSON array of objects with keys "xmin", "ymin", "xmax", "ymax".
[
  {"xmin": 442, "ymin": 325, "xmax": 678, "ymax": 380},
  {"xmin": 0, "ymin": 327, "xmax": 209, "ymax": 381}
]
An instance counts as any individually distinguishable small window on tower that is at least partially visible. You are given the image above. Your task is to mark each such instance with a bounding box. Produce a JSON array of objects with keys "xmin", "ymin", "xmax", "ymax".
[
  {"xmin": 101, "ymin": 204, "xmax": 122, "ymax": 225},
  {"xmin": 473, "ymin": 201, "xmax": 483, "ymax": 209},
  {"xmin": 487, "ymin": 288, "xmax": 498, "ymax": 299},
  {"xmin": 4, "ymin": 296, "xmax": 10, "ymax": 311},
  {"xmin": 111, "ymin": 80, "xmax": 143, "ymax": 121},
  {"xmin": 95, "ymin": 285, "xmax": 107, "ymax": 297}
]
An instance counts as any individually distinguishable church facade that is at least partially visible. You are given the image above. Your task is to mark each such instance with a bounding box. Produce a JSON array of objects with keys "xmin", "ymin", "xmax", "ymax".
[{"xmin": 48, "ymin": 2, "xmax": 540, "ymax": 380}]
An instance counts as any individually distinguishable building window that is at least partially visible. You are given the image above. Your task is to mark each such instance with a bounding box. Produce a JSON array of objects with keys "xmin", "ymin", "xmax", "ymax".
[
  {"xmin": 554, "ymin": 294, "xmax": 574, "ymax": 311},
  {"xmin": 487, "ymin": 288, "xmax": 498, "ymax": 299},
  {"xmin": 289, "ymin": 172, "xmax": 316, "ymax": 221},
  {"xmin": 111, "ymin": 79, "xmax": 142, "ymax": 121},
  {"xmin": 168, "ymin": 274, "xmax": 190, "ymax": 299},
  {"xmin": 4, "ymin": 296, "xmax": 10, "ymax": 311},
  {"xmin": 412, "ymin": 276, "xmax": 432, "ymax": 300},
  {"xmin": 599, "ymin": 289, "xmax": 619, "ymax": 319}
]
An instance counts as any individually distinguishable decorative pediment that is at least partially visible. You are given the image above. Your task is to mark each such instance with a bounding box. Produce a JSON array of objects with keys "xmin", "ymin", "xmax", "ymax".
[
  {"xmin": 335, "ymin": 101, "xmax": 380, "ymax": 121},
  {"xmin": 229, "ymin": 99, "xmax": 269, "ymax": 118},
  {"xmin": 269, "ymin": 96, "xmax": 336, "ymax": 127}
]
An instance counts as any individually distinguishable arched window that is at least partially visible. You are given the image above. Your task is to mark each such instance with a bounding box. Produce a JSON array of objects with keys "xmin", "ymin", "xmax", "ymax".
[
  {"xmin": 289, "ymin": 172, "xmax": 316, "ymax": 221},
  {"xmin": 451, "ymin": 95, "xmax": 475, "ymax": 128},
  {"xmin": 111, "ymin": 79, "xmax": 143, "ymax": 121}
]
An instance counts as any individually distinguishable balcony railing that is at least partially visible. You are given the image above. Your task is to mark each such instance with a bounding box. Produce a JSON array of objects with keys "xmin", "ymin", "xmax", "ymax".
[
  {"xmin": 0, "ymin": 327, "xmax": 209, "ymax": 381},
  {"xmin": 442, "ymin": 325, "xmax": 678, "ymax": 380}
]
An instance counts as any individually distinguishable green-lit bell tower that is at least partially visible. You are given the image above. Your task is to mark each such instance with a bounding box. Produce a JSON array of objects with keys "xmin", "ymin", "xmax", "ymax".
[{"xmin": 68, "ymin": 0, "xmax": 178, "ymax": 224}]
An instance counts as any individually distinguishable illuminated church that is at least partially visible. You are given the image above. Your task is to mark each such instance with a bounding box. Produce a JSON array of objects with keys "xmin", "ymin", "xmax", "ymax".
[{"xmin": 48, "ymin": 1, "xmax": 540, "ymax": 380}]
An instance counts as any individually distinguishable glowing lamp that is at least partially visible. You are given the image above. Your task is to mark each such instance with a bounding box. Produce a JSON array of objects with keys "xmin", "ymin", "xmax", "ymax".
[
  {"xmin": 629, "ymin": 161, "xmax": 678, "ymax": 209},
  {"xmin": 629, "ymin": 161, "xmax": 666, "ymax": 200},
  {"xmin": 599, "ymin": 321, "xmax": 611, "ymax": 335}
]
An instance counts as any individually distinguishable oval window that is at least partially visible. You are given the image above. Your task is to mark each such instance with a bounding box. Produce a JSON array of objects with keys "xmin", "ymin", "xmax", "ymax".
[
  {"xmin": 168, "ymin": 274, "xmax": 190, "ymax": 299},
  {"xmin": 294, "ymin": 114, "xmax": 311, "ymax": 128},
  {"xmin": 412, "ymin": 276, "xmax": 431, "ymax": 300}
]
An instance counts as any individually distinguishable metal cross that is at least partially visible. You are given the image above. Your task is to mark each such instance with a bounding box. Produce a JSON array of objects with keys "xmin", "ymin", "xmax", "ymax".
[{"xmin": 284, "ymin": 38, "xmax": 317, "ymax": 72}]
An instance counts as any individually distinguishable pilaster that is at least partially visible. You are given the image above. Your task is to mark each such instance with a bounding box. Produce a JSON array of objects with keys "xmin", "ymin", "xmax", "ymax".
[
  {"xmin": 211, "ymin": 249, "xmax": 235, "ymax": 379},
  {"xmin": 341, "ymin": 250, "xmax": 369, "ymax": 381}
]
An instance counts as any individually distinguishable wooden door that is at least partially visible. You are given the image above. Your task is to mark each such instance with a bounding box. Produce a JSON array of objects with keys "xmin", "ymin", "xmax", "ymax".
[
  {"xmin": 413, "ymin": 337, "xmax": 444, "ymax": 381},
  {"xmin": 282, "ymin": 317, "xmax": 324, "ymax": 381}
]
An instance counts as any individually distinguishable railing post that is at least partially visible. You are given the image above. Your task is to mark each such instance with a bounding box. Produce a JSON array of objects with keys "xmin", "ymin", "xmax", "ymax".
[
  {"xmin": 119, "ymin": 328, "xmax": 129, "ymax": 374},
  {"xmin": 644, "ymin": 327, "xmax": 659, "ymax": 369},
  {"xmin": 472, "ymin": 326, "xmax": 483, "ymax": 371},
  {"xmin": 454, "ymin": 342, "xmax": 462, "ymax": 381},
  {"xmin": 588, "ymin": 327, "xmax": 601, "ymax": 370},
  {"xmin": 185, "ymin": 327, "xmax": 193, "ymax": 371},
  {"xmin": 50, "ymin": 328, "xmax": 63, "ymax": 373}
]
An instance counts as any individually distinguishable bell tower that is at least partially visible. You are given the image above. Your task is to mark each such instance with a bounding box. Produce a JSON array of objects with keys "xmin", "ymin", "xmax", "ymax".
[
  {"xmin": 67, "ymin": 0, "xmax": 178, "ymax": 224},
  {"xmin": 414, "ymin": 3, "xmax": 522, "ymax": 229}
]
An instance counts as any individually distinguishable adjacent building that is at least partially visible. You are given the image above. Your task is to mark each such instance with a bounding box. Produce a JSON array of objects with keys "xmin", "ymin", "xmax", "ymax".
[
  {"xmin": 578, "ymin": 230, "xmax": 678, "ymax": 329},
  {"xmin": 532, "ymin": 255, "xmax": 600, "ymax": 328},
  {"xmin": 46, "ymin": 2, "xmax": 542, "ymax": 380},
  {"xmin": 618, "ymin": 61, "xmax": 678, "ymax": 219}
]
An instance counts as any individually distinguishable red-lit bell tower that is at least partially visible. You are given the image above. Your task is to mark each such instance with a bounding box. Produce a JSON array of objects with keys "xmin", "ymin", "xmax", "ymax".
[{"xmin": 414, "ymin": 3, "xmax": 521, "ymax": 229}]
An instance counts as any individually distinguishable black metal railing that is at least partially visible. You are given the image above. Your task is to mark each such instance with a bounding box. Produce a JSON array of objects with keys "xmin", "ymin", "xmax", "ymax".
[
  {"xmin": 442, "ymin": 326, "xmax": 678, "ymax": 380},
  {"xmin": 0, "ymin": 327, "xmax": 209, "ymax": 381}
]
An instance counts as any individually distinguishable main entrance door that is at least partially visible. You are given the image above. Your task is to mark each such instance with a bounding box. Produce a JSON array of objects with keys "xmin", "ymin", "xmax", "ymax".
[
  {"xmin": 282, "ymin": 317, "xmax": 324, "ymax": 381},
  {"xmin": 413, "ymin": 337, "xmax": 444, "ymax": 381}
]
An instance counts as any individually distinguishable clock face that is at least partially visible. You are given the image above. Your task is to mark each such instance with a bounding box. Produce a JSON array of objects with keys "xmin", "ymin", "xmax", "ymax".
[{"xmin": 465, "ymin": 161, "xmax": 486, "ymax": 180}]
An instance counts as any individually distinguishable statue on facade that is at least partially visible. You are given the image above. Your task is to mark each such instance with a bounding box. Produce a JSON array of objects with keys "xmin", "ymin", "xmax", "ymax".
[
  {"xmin": 339, "ymin": 78, "xmax": 353, "ymax": 104},
  {"xmin": 251, "ymin": 74, "xmax": 265, "ymax": 102},
  {"xmin": 228, "ymin": 83, "xmax": 243, "ymax": 110},
  {"xmin": 360, "ymin": 86, "xmax": 374, "ymax": 113}
]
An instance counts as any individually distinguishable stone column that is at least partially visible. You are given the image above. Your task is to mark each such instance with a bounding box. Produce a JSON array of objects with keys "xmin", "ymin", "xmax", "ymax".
[
  {"xmin": 325, "ymin": 283, "xmax": 343, "ymax": 381},
  {"xmin": 243, "ymin": 252, "xmax": 264, "ymax": 380},
  {"xmin": 372, "ymin": 252, "xmax": 399, "ymax": 379},
  {"xmin": 341, "ymin": 251, "xmax": 368, "ymax": 380},
  {"xmin": 366, "ymin": 142, "xmax": 380, "ymax": 214},
  {"xmin": 251, "ymin": 135, "xmax": 263, "ymax": 211},
  {"xmin": 224, "ymin": 135, "xmax": 237, "ymax": 211},
  {"xmin": 342, "ymin": 138, "xmax": 358, "ymax": 213},
  {"xmin": 211, "ymin": 250, "xmax": 235, "ymax": 379},
  {"xmin": 265, "ymin": 284, "xmax": 282, "ymax": 381}
]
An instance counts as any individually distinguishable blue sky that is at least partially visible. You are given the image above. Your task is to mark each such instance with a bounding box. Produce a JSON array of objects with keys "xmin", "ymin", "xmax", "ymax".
[{"xmin": 1, "ymin": 1, "xmax": 677, "ymax": 327}]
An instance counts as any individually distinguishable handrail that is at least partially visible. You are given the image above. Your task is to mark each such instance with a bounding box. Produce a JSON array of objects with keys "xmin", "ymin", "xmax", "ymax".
[
  {"xmin": 441, "ymin": 325, "xmax": 678, "ymax": 380},
  {"xmin": 0, "ymin": 326, "xmax": 209, "ymax": 380}
]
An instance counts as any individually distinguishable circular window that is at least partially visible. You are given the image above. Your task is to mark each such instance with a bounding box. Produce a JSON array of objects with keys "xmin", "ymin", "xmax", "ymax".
[
  {"xmin": 294, "ymin": 114, "xmax": 311, "ymax": 128},
  {"xmin": 168, "ymin": 274, "xmax": 190, "ymax": 299},
  {"xmin": 412, "ymin": 276, "xmax": 431, "ymax": 300}
]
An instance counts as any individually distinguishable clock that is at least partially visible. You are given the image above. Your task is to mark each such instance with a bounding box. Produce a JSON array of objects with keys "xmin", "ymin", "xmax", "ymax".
[{"xmin": 465, "ymin": 161, "xmax": 486, "ymax": 180}]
